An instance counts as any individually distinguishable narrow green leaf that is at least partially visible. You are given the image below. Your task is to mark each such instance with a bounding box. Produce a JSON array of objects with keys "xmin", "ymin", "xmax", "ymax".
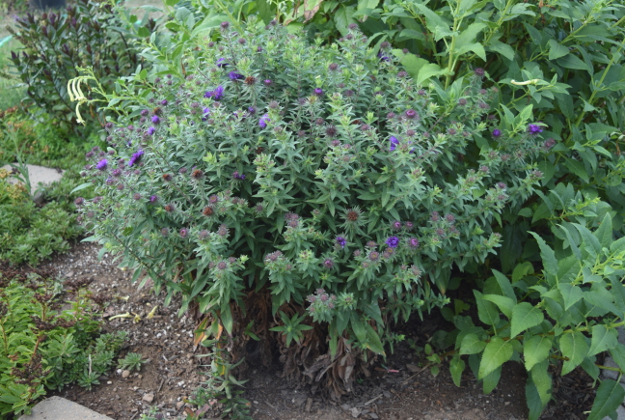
[
  {"xmin": 588, "ymin": 325, "xmax": 618, "ymax": 357},
  {"xmin": 524, "ymin": 335, "xmax": 553, "ymax": 371},
  {"xmin": 560, "ymin": 332, "xmax": 589, "ymax": 375},
  {"xmin": 587, "ymin": 379, "xmax": 625, "ymax": 420},
  {"xmin": 510, "ymin": 302, "xmax": 544, "ymax": 338},
  {"xmin": 529, "ymin": 232, "xmax": 558, "ymax": 278},
  {"xmin": 478, "ymin": 337, "xmax": 513, "ymax": 379}
]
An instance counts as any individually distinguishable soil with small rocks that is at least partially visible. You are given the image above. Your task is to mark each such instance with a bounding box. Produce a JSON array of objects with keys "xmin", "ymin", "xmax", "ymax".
[{"xmin": 14, "ymin": 240, "xmax": 593, "ymax": 419}]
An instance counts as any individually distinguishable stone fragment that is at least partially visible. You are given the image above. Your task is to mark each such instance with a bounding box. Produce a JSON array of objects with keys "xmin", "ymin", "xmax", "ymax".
[{"xmin": 143, "ymin": 393, "xmax": 154, "ymax": 403}]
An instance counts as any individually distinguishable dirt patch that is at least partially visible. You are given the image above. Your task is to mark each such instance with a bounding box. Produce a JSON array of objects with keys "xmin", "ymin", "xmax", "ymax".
[{"xmin": 24, "ymin": 240, "xmax": 597, "ymax": 419}]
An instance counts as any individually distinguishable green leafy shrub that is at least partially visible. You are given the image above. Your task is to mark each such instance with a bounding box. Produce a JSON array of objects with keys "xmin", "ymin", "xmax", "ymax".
[
  {"xmin": 117, "ymin": 352, "xmax": 146, "ymax": 372},
  {"xmin": 75, "ymin": 15, "xmax": 548, "ymax": 395},
  {"xmin": 443, "ymin": 200, "xmax": 623, "ymax": 420},
  {"xmin": 0, "ymin": 272, "xmax": 126, "ymax": 417},
  {"xmin": 7, "ymin": 0, "xmax": 158, "ymax": 136}
]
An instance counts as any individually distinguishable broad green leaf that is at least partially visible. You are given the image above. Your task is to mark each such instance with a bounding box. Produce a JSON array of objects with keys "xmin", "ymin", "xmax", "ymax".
[
  {"xmin": 564, "ymin": 158, "xmax": 590, "ymax": 183},
  {"xmin": 557, "ymin": 54, "xmax": 590, "ymax": 72},
  {"xmin": 364, "ymin": 323, "xmax": 386, "ymax": 356},
  {"xmin": 530, "ymin": 360, "xmax": 552, "ymax": 405},
  {"xmin": 413, "ymin": 3, "xmax": 451, "ymax": 40},
  {"xmin": 587, "ymin": 379, "xmax": 625, "ymax": 420},
  {"xmin": 608, "ymin": 344, "xmax": 625, "ymax": 372},
  {"xmin": 594, "ymin": 213, "xmax": 613, "ymax": 248},
  {"xmin": 558, "ymin": 283, "xmax": 583, "ymax": 311},
  {"xmin": 524, "ymin": 335, "xmax": 553, "ymax": 371},
  {"xmin": 492, "ymin": 269, "xmax": 517, "ymax": 302},
  {"xmin": 488, "ymin": 40, "xmax": 515, "ymax": 60},
  {"xmin": 399, "ymin": 55, "xmax": 429, "ymax": 80},
  {"xmin": 474, "ymin": 290, "xmax": 500, "ymax": 326},
  {"xmin": 588, "ymin": 325, "xmax": 618, "ymax": 357},
  {"xmin": 417, "ymin": 62, "xmax": 446, "ymax": 84},
  {"xmin": 529, "ymin": 233, "xmax": 558, "ymax": 279},
  {"xmin": 450, "ymin": 356, "xmax": 465, "ymax": 387},
  {"xmin": 511, "ymin": 302, "xmax": 544, "ymax": 338},
  {"xmin": 482, "ymin": 365, "xmax": 502, "ymax": 394},
  {"xmin": 460, "ymin": 333, "xmax": 487, "ymax": 355},
  {"xmin": 478, "ymin": 337, "xmax": 513, "ymax": 379},
  {"xmin": 526, "ymin": 376, "xmax": 549, "ymax": 420},
  {"xmin": 560, "ymin": 332, "xmax": 588, "ymax": 375},
  {"xmin": 456, "ymin": 42, "xmax": 486, "ymax": 60},
  {"xmin": 483, "ymin": 294, "xmax": 514, "ymax": 319},
  {"xmin": 548, "ymin": 39, "xmax": 569, "ymax": 60},
  {"xmin": 574, "ymin": 223, "xmax": 602, "ymax": 259}
]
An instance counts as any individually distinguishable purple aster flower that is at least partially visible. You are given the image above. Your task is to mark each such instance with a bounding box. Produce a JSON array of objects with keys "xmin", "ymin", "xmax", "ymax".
[
  {"xmin": 216, "ymin": 58, "xmax": 228, "ymax": 68},
  {"xmin": 377, "ymin": 51, "xmax": 390, "ymax": 62},
  {"xmin": 386, "ymin": 236, "xmax": 400, "ymax": 248},
  {"xmin": 528, "ymin": 124, "xmax": 543, "ymax": 134},
  {"xmin": 205, "ymin": 85, "xmax": 224, "ymax": 101},
  {"xmin": 96, "ymin": 159, "xmax": 108, "ymax": 170},
  {"xmin": 228, "ymin": 71, "xmax": 245, "ymax": 80},
  {"xmin": 128, "ymin": 149, "xmax": 144, "ymax": 167},
  {"xmin": 147, "ymin": 126, "xmax": 155, "ymax": 136},
  {"xmin": 492, "ymin": 129, "xmax": 501, "ymax": 138},
  {"xmin": 149, "ymin": 195, "xmax": 158, "ymax": 203},
  {"xmin": 248, "ymin": 106, "xmax": 256, "ymax": 115},
  {"xmin": 336, "ymin": 236, "xmax": 347, "ymax": 249},
  {"xmin": 259, "ymin": 113, "xmax": 270, "ymax": 128},
  {"xmin": 263, "ymin": 79, "xmax": 272, "ymax": 86},
  {"xmin": 389, "ymin": 136, "xmax": 399, "ymax": 151},
  {"xmin": 151, "ymin": 115, "xmax": 160, "ymax": 125}
]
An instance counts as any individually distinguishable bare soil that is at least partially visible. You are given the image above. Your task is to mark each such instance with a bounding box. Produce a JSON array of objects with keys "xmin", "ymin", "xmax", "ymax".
[{"xmin": 36, "ymin": 241, "xmax": 537, "ymax": 420}]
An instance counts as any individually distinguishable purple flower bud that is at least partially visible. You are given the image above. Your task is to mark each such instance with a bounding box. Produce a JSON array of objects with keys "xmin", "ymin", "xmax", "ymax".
[
  {"xmin": 408, "ymin": 238, "xmax": 419, "ymax": 249},
  {"xmin": 474, "ymin": 67, "xmax": 485, "ymax": 77},
  {"xmin": 149, "ymin": 195, "xmax": 158, "ymax": 203},
  {"xmin": 141, "ymin": 109, "xmax": 149, "ymax": 116},
  {"xmin": 133, "ymin": 193, "xmax": 142, "ymax": 201},
  {"xmin": 151, "ymin": 115, "xmax": 160, "ymax": 125},
  {"xmin": 392, "ymin": 221, "xmax": 402, "ymax": 230},
  {"xmin": 161, "ymin": 100, "xmax": 168, "ymax": 106},
  {"xmin": 198, "ymin": 230, "xmax": 209, "ymax": 240},
  {"xmin": 336, "ymin": 236, "xmax": 347, "ymax": 249},
  {"xmin": 220, "ymin": 21, "xmax": 230, "ymax": 29},
  {"xmin": 179, "ymin": 228, "xmax": 189, "ymax": 238},
  {"xmin": 528, "ymin": 124, "xmax": 543, "ymax": 134},
  {"xmin": 74, "ymin": 197, "xmax": 84, "ymax": 206},
  {"xmin": 492, "ymin": 129, "xmax": 502, "ymax": 138},
  {"xmin": 405, "ymin": 109, "xmax": 417, "ymax": 119},
  {"xmin": 216, "ymin": 58, "xmax": 228, "ymax": 68},
  {"xmin": 314, "ymin": 88, "xmax": 324, "ymax": 96}
]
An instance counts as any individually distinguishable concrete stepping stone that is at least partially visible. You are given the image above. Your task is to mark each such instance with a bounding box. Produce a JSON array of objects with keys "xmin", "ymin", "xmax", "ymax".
[
  {"xmin": 19, "ymin": 396, "xmax": 113, "ymax": 420},
  {"xmin": 1, "ymin": 163, "xmax": 64, "ymax": 193}
]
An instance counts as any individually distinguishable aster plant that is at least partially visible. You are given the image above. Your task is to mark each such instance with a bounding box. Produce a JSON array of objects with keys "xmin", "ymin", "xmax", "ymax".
[{"xmin": 75, "ymin": 18, "xmax": 547, "ymax": 396}]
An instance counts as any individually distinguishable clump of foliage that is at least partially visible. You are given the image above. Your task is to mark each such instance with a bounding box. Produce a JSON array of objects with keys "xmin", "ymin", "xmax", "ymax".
[
  {"xmin": 0, "ymin": 110, "xmax": 97, "ymax": 266},
  {"xmin": 0, "ymin": 271, "xmax": 126, "ymax": 417},
  {"xmin": 117, "ymin": 352, "xmax": 146, "ymax": 372},
  {"xmin": 7, "ymin": 0, "xmax": 158, "ymax": 136},
  {"xmin": 75, "ymin": 13, "xmax": 548, "ymax": 397}
]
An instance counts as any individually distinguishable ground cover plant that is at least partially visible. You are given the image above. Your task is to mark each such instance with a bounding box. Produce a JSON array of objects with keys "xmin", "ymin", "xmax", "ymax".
[
  {"xmin": 0, "ymin": 269, "xmax": 126, "ymax": 417},
  {"xmin": 73, "ymin": 5, "xmax": 550, "ymax": 407}
]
